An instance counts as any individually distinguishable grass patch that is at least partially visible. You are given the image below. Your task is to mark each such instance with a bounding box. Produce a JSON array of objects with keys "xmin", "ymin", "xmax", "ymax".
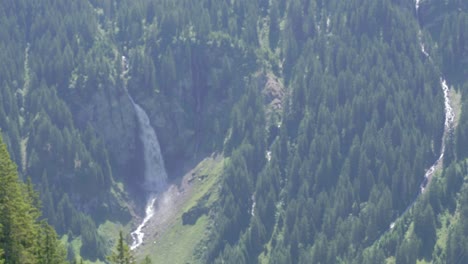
[
  {"xmin": 435, "ymin": 211, "xmax": 452, "ymax": 251},
  {"xmin": 61, "ymin": 235, "xmax": 107, "ymax": 264},
  {"xmin": 97, "ymin": 220, "xmax": 129, "ymax": 250},
  {"xmin": 60, "ymin": 218, "xmax": 128, "ymax": 263},
  {"xmin": 146, "ymin": 215, "xmax": 209, "ymax": 264},
  {"xmin": 137, "ymin": 156, "xmax": 224, "ymax": 264}
]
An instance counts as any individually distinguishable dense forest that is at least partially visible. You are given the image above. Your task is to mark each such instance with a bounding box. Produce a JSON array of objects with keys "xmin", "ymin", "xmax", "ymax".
[
  {"xmin": 0, "ymin": 135, "xmax": 67, "ymax": 263},
  {"xmin": 0, "ymin": 0, "xmax": 466, "ymax": 263}
]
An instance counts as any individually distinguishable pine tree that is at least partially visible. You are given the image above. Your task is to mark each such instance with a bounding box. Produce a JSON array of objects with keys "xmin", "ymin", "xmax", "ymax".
[
  {"xmin": 0, "ymin": 135, "xmax": 38, "ymax": 263},
  {"xmin": 269, "ymin": 1, "xmax": 280, "ymax": 49},
  {"xmin": 141, "ymin": 256, "xmax": 152, "ymax": 264},
  {"xmin": 37, "ymin": 222, "xmax": 68, "ymax": 264},
  {"xmin": 107, "ymin": 231, "xmax": 135, "ymax": 264},
  {"xmin": 0, "ymin": 134, "xmax": 67, "ymax": 264}
]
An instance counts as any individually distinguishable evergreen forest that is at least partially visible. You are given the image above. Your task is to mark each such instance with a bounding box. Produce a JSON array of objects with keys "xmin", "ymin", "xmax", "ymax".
[{"xmin": 0, "ymin": 0, "xmax": 467, "ymax": 263}]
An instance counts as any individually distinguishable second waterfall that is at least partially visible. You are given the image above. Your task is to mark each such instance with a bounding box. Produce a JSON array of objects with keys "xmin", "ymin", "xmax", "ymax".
[{"xmin": 129, "ymin": 96, "xmax": 168, "ymax": 250}]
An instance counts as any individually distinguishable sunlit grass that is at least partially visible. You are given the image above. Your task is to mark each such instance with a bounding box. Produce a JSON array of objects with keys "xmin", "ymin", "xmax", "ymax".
[{"xmin": 137, "ymin": 156, "xmax": 224, "ymax": 263}]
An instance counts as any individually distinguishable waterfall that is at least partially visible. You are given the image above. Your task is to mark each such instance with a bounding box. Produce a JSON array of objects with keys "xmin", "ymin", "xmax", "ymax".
[
  {"xmin": 128, "ymin": 95, "xmax": 168, "ymax": 250},
  {"xmin": 133, "ymin": 102, "xmax": 168, "ymax": 192}
]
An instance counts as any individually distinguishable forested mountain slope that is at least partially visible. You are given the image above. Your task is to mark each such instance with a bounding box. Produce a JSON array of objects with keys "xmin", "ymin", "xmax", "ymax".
[
  {"xmin": 0, "ymin": 0, "xmax": 466, "ymax": 263},
  {"xmin": 205, "ymin": 0, "xmax": 465, "ymax": 262},
  {"xmin": 1, "ymin": 0, "xmax": 136, "ymax": 261},
  {"xmin": 0, "ymin": 134, "xmax": 67, "ymax": 263}
]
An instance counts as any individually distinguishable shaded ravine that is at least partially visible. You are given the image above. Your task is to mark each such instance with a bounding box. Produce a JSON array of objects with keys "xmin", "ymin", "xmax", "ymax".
[{"xmin": 387, "ymin": 0, "xmax": 455, "ymax": 230}]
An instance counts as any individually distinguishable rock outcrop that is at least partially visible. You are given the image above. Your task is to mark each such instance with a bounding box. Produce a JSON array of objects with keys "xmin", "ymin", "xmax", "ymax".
[
  {"xmin": 136, "ymin": 95, "xmax": 195, "ymax": 175},
  {"xmin": 257, "ymin": 72, "xmax": 285, "ymax": 123},
  {"xmin": 77, "ymin": 87, "xmax": 138, "ymax": 169}
]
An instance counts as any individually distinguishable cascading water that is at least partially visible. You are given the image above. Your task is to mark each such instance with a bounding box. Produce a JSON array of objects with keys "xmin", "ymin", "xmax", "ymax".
[
  {"xmin": 416, "ymin": 0, "xmax": 454, "ymax": 192},
  {"xmin": 130, "ymin": 195, "xmax": 158, "ymax": 250},
  {"xmin": 120, "ymin": 55, "xmax": 168, "ymax": 249},
  {"xmin": 132, "ymin": 102, "xmax": 168, "ymax": 192},
  {"xmin": 416, "ymin": 0, "xmax": 421, "ymax": 12},
  {"xmin": 128, "ymin": 96, "xmax": 168, "ymax": 250},
  {"xmin": 387, "ymin": 0, "xmax": 455, "ymax": 231}
]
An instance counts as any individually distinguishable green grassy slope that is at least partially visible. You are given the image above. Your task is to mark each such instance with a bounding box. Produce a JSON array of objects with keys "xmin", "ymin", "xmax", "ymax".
[{"xmin": 137, "ymin": 156, "xmax": 224, "ymax": 264}]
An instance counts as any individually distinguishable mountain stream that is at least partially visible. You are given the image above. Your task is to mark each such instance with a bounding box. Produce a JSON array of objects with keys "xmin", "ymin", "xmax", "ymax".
[
  {"xmin": 127, "ymin": 91, "xmax": 168, "ymax": 250},
  {"xmin": 387, "ymin": 0, "xmax": 455, "ymax": 230}
]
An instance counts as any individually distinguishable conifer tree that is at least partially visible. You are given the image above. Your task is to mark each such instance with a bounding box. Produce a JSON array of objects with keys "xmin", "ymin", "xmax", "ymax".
[
  {"xmin": 141, "ymin": 256, "xmax": 152, "ymax": 264},
  {"xmin": 107, "ymin": 231, "xmax": 135, "ymax": 264},
  {"xmin": 0, "ymin": 135, "xmax": 38, "ymax": 263},
  {"xmin": 0, "ymin": 134, "xmax": 67, "ymax": 263}
]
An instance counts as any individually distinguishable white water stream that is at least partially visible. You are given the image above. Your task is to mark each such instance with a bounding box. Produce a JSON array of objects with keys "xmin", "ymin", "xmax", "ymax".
[
  {"xmin": 415, "ymin": 0, "xmax": 454, "ymax": 193},
  {"xmin": 128, "ymin": 99, "xmax": 168, "ymax": 250},
  {"xmin": 416, "ymin": 0, "xmax": 422, "ymax": 12},
  {"xmin": 388, "ymin": 0, "xmax": 455, "ymax": 230},
  {"xmin": 130, "ymin": 195, "xmax": 158, "ymax": 250},
  {"xmin": 125, "ymin": 74, "xmax": 168, "ymax": 250}
]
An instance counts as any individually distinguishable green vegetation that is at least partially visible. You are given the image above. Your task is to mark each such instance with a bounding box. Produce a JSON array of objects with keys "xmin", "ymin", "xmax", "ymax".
[
  {"xmin": 107, "ymin": 231, "xmax": 135, "ymax": 264},
  {"xmin": 200, "ymin": 0, "xmax": 468, "ymax": 263},
  {"xmin": 0, "ymin": 0, "xmax": 130, "ymax": 261},
  {"xmin": 138, "ymin": 156, "xmax": 224, "ymax": 264},
  {"xmin": 0, "ymin": 0, "xmax": 466, "ymax": 263},
  {"xmin": 0, "ymin": 134, "xmax": 67, "ymax": 263}
]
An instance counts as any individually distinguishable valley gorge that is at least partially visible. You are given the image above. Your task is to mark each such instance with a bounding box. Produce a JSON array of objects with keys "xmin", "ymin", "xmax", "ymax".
[{"xmin": 0, "ymin": 0, "xmax": 466, "ymax": 263}]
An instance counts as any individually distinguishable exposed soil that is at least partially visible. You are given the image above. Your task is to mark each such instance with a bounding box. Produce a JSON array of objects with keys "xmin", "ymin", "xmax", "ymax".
[
  {"xmin": 131, "ymin": 154, "xmax": 222, "ymax": 254},
  {"xmin": 256, "ymin": 71, "xmax": 285, "ymax": 122}
]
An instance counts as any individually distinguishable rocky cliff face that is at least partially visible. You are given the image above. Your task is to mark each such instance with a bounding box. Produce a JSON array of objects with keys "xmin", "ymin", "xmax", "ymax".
[
  {"xmin": 136, "ymin": 94, "xmax": 195, "ymax": 175},
  {"xmin": 74, "ymin": 70, "xmax": 189, "ymax": 183},
  {"xmin": 77, "ymin": 87, "xmax": 138, "ymax": 171},
  {"xmin": 257, "ymin": 72, "xmax": 285, "ymax": 124}
]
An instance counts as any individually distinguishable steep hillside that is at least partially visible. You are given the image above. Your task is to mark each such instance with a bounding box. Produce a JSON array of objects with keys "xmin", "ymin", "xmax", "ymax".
[
  {"xmin": 0, "ymin": 0, "xmax": 266, "ymax": 262},
  {"xmin": 0, "ymin": 0, "xmax": 466, "ymax": 263},
  {"xmin": 1, "ymin": 1, "xmax": 126, "ymax": 261},
  {"xmin": 200, "ymin": 0, "xmax": 467, "ymax": 263},
  {"xmin": 0, "ymin": 134, "xmax": 68, "ymax": 263},
  {"xmin": 363, "ymin": 0, "xmax": 468, "ymax": 263}
]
